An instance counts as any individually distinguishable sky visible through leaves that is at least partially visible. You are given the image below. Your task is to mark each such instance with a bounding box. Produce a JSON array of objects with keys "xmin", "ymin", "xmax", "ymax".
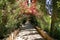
[{"xmin": 46, "ymin": 0, "xmax": 52, "ymax": 14}]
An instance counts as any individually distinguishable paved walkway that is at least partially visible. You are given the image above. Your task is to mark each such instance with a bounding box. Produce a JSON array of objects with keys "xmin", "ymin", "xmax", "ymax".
[{"xmin": 14, "ymin": 21, "xmax": 44, "ymax": 40}]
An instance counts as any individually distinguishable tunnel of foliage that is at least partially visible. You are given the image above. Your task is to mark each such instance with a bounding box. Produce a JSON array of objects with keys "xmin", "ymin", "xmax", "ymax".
[{"xmin": 0, "ymin": 0, "xmax": 60, "ymax": 40}]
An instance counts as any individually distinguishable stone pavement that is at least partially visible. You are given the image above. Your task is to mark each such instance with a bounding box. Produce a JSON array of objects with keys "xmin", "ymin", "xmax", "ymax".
[{"xmin": 14, "ymin": 21, "xmax": 44, "ymax": 40}]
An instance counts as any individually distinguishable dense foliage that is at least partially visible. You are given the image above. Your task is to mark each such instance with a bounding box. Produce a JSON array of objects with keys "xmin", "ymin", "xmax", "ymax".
[
  {"xmin": 0, "ymin": 0, "xmax": 60, "ymax": 40},
  {"xmin": 36, "ymin": 0, "xmax": 51, "ymax": 33},
  {"xmin": 50, "ymin": 0, "xmax": 60, "ymax": 40},
  {"xmin": 0, "ymin": 0, "xmax": 21, "ymax": 39}
]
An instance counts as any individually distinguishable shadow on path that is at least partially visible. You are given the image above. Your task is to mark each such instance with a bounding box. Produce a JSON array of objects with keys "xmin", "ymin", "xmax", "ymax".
[{"xmin": 14, "ymin": 21, "xmax": 44, "ymax": 40}]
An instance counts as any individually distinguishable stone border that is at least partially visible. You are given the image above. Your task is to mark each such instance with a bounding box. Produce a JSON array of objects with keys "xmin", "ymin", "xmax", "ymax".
[
  {"xmin": 35, "ymin": 26, "xmax": 54, "ymax": 40},
  {"xmin": 6, "ymin": 29, "xmax": 20, "ymax": 40}
]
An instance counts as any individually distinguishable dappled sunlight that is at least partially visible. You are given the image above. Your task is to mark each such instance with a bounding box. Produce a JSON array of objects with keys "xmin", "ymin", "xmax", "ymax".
[{"xmin": 0, "ymin": 0, "xmax": 60, "ymax": 40}]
